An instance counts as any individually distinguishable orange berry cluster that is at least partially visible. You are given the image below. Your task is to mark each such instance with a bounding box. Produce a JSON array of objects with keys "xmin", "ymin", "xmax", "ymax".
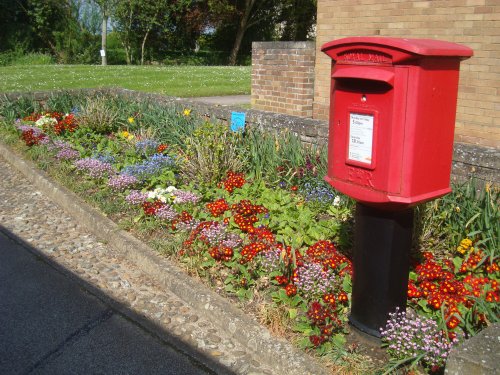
[
  {"xmin": 219, "ymin": 171, "xmax": 246, "ymax": 193},
  {"xmin": 206, "ymin": 198, "xmax": 230, "ymax": 217},
  {"xmin": 240, "ymin": 242, "xmax": 268, "ymax": 263},
  {"xmin": 157, "ymin": 144, "xmax": 168, "ymax": 153},
  {"xmin": 209, "ymin": 246, "xmax": 234, "ymax": 262}
]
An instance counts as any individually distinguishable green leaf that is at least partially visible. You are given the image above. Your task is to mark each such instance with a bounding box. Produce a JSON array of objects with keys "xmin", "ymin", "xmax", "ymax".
[
  {"xmin": 289, "ymin": 308, "xmax": 297, "ymax": 320},
  {"xmin": 342, "ymin": 275, "xmax": 352, "ymax": 293}
]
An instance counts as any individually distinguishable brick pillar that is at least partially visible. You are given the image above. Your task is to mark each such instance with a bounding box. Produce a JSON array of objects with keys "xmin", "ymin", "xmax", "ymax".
[{"xmin": 252, "ymin": 41, "xmax": 315, "ymax": 118}]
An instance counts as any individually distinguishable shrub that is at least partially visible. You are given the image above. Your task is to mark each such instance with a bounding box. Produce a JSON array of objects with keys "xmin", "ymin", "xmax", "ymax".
[
  {"xmin": 180, "ymin": 122, "xmax": 244, "ymax": 186},
  {"xmin": 10, "ymin": 52, "xmax": 55, "ymax": 66},
  {"xmin": 78, "ymin": 96, "xmax": 120, "ymax": 134}
]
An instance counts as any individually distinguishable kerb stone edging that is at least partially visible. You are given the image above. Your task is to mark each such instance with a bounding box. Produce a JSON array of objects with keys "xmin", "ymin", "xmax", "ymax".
[{"xmin": 0, "ymin": 140, "xmax": 329, "ymax": 375}]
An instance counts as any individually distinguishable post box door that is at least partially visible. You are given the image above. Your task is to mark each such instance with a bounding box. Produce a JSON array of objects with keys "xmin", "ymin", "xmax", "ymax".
[{"xmin": 327, "ymin": 65, "xmax": 408, "ymax": 203}]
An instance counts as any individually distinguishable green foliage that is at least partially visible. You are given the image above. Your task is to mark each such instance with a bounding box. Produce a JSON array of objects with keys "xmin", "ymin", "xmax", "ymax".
[
  {"xmin": 78, "ymin": 96, "xmax": 120, "ymax": 134},
  {"xmin": 417, "ymin": 179, "xmax": 499, "ymax": 259},
  {"xmin": 180, "ymin": 122, "xmax": 244, "ymax": 187},
  {"xmin": 232, "ymin": 182, "xmax": 342, "ymax": 249},
  {"xmin": 243, "ymin": 127, "xmax": 307, "ymax": 183},
  {"xmin": 0, "ymin": 95, "xmax": 42, "ymax": 122}
]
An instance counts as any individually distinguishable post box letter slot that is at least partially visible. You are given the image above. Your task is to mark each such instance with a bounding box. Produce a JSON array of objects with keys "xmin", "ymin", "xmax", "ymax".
[{"xmin": 333, "ymin": 67, "xmax": 395, "ymax": 86}]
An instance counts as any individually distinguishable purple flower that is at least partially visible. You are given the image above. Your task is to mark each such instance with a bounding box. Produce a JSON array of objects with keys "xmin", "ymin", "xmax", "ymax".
[
  {"xmin": 260, "ymin": 248, "xmax": 282, "ymax": 273},
  {"xmin": 16, "ymin": 124, "xmax": 44, "ymax": 135},
  {"xmin": 56, "ymin": 148, "xmax": 80, "ymax": 160},
  {"xmin": 155, "ymin": 205, "xmax": 177, "ymax": 220},
  {"xmin": 125, "ymin": 190, "xmax": 148, "ymax": 205},
  {"xmin": 380, "ymin": 308, "xmax": 460, "ymax": 371},
  {"xmin": 295, "ymin": 262, "xmax": 337, "ymax": 298},
  {"xmin": 74, "ymin": 158, "xmax": 114, "ymax": 179},
  {"xmin": 121, "ymin": 153, "xmax": 175, "ymax": 180},
  {"xmin": 172, "ymin": 190, "xmax": 200, "ymax": 204},
  {"xmin": 108, "ymin": 174, "xmax": 139, "ymax": 191},
  {"xmin": 135, "ymin": 139, "xmax": 159, "ymax": 155}
]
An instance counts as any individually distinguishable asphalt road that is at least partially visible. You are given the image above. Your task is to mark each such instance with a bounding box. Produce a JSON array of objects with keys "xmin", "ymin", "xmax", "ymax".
[{"xmin": 0, "ymin": 230, "xmax": 219, "ymax": 375}]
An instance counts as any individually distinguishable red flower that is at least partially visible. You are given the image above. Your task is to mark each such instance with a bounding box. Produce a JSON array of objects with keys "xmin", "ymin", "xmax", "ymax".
[{"xmin": 285, "ymin": 284, "xmax": 297, "ymax": 297}]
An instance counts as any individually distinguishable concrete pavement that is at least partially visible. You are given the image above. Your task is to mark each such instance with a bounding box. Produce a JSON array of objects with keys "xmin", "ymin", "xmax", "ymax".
[
  {"xmin": 0, "ymin": 229, "xmax": 218, "ymax": 375},
  {"xmin": 188, "ymin": 95, "xmax": 250, "ymax": 107}
]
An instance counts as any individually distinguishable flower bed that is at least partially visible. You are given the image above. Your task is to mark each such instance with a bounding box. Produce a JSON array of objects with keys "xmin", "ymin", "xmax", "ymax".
[{"xmin": 0, "ymin": 93, "xmax": 498, "ymax": 374}]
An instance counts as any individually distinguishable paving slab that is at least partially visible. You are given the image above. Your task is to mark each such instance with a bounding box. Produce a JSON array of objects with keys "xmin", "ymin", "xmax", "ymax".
[{"xmin": 188, "ymin": 95, "xmax": 250, "ymax": 106}]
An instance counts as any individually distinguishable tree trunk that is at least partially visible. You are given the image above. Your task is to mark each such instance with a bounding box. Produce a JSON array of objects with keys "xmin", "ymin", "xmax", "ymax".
[
  {"xmin": 101, "ymin": 15, "xmax": 108, "ymax": 65},
  {"xmin": 228, "ymin": 0, "xmax": 256, "ymax": 66},
  {"xmin": 141, "ymin": 28, "xmax": 153, "ymax": 65}
]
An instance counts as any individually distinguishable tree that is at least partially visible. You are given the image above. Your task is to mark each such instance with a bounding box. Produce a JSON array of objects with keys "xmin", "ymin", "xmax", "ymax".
[
  {"xmin": 278, "ymin": 0, "xmax": 316, "ymax": 41},
  {"xmin": 92, "ymin": 0, "xmax": 118, "ymax": 65},
  {"xmin": 207, "ymin": 0, "xmax": 283, "ymax": 65}
]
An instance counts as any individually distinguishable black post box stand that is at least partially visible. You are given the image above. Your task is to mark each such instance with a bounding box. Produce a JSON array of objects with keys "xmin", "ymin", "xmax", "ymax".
[{"xmin": 349, "ymin": 203, "xmax": 414, "ymax": 337}]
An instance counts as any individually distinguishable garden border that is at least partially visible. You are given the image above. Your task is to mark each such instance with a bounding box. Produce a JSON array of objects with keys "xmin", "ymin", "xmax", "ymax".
[
  {"xmin": 0, "ymin": 139, "xmax": 329, "ymax": 375},
  {"xmin": 2, "ymin": 88, "xmax": 498, "ymax": 186}
]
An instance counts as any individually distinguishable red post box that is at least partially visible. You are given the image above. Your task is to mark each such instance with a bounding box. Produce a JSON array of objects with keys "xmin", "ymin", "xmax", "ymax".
[
  {"xmin": 321, "ymin": 37, "xmax": 473, "ymax": 337},
  {"xmin": 321, "ymin": 37, "xmax": 473, "ymax": 209}
]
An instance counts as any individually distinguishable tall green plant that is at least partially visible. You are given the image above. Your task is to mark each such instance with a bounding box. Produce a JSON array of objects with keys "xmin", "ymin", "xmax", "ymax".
[
  {"xmin": 418, "ymin": 179, "xmax": 499, "ymax": 261},
  {"xmin": 180, "ymin": 121, "xmax": 244, "ymax": 187}
]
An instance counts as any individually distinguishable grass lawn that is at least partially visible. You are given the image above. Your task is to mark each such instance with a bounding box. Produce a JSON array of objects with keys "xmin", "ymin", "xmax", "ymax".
[{"xmin": 0, "ymin": 65, "xmax": 251, "ymax": 97}]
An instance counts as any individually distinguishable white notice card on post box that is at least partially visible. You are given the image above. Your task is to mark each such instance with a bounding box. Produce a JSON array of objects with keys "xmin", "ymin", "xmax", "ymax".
[{"xmin": 348, "ymin": 113, "xmax": 374, "ymax": 165}]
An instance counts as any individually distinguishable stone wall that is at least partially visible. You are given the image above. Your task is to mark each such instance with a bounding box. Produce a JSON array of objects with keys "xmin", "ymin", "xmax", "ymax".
[
  {"xmin": 314, "ymin": 0, "xmax": 500, "ymax": 148},
  {"xmin": 251, "ymin": 42, "xmax": 316, "ymax": 118},
  {"xmin": 2, "ymin": 89, "xmax": 498, "ymax": 185}
]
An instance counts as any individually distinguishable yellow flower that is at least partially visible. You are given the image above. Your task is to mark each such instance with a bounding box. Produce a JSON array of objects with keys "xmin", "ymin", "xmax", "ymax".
[
  {"xmin": 128, "ymin": 117, "xmax": 135, "ymax": 124},
  {"xmin": 121, "ymin": 131, "xmax": 130, "ymax": 138},
  {"xmin": 455, "ymin": 206, "xmax": 460, "ymax": 213},
  {"xmin": 183, "ymin": 108, "xmax": 191, "ymax": 116},
  {"xmin": 456, "ymin": 246, "xmax": 466, "ymax": 255},
  {"xmin": 460, "ymin": 238, "xmax": 473, "ymax": 249}
]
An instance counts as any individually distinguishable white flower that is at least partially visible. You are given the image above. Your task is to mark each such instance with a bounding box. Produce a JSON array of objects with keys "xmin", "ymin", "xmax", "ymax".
[
  {"xmin": 333, "ymin": 196, "xmax": 341, "ymax": 206},
  {"xmin": 35, "ymin": 115, "xmax": 57, "ymax": 128},
  {"xmin": 166, "ymin": 185, "xmax": 177, "ymax": 193}
]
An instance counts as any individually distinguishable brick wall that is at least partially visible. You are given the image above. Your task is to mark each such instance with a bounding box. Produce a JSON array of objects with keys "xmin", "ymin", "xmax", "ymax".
[
  {"xmin": 314, "ymin": 0, "xmax": 500, "ymax": 148},
  {"xmin": 252, "ymin": 41, "xmax": 316, "ymax": 118}
]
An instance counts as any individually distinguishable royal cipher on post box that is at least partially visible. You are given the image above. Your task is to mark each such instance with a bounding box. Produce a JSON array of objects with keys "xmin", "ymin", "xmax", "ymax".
[{"xmin": 321, "ymin": 37, "xmax": 473, "ymax": 209}]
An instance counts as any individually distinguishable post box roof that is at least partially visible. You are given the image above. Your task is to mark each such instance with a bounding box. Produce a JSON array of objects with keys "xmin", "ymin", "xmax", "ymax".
[{"xmin": 322, "ymin": 37, "xmax": 473, "ymax": 64}]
